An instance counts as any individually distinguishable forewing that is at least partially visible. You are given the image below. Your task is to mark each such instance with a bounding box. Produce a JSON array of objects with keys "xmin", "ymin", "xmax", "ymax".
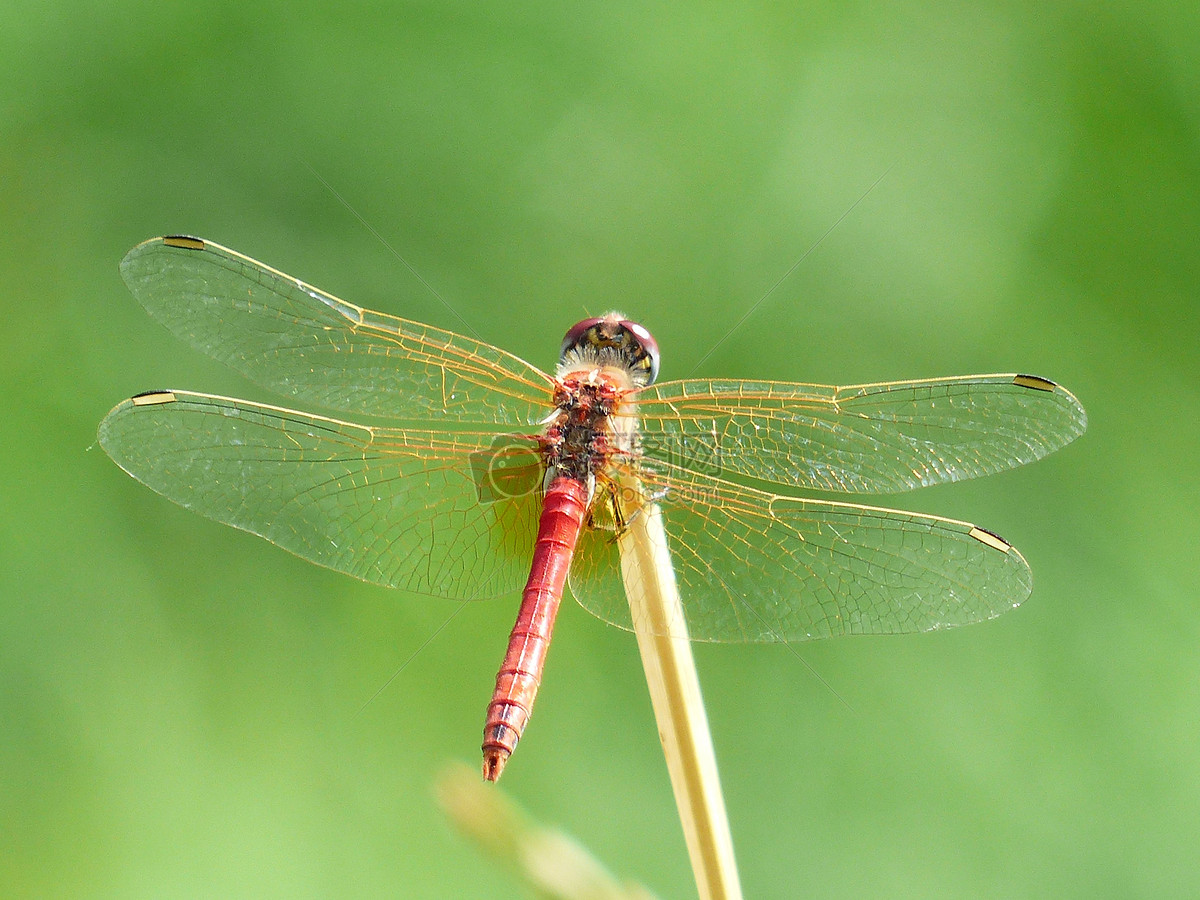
[
  {"xmin": 99, "ymin": 391, "xmax": 543, "ymax": 599},
  {"xmin": 119, "ymin": 237, "xmax": 555, "ymax": 424},
  {"xmin": 570, "ymin": 461, "xmax": 1031, "ymax": 642},
  {"xmin": 631, "ymin": 374, "xmax": 1087, "ymax": 493}
]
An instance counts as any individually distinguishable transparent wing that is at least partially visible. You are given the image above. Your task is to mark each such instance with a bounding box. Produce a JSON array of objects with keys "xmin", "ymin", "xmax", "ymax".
[
  {"xmin": 570, "ymin": 460, "xmax": 1031, "ymax": 642},
  {"xmin": 98, "ymin": 390, "xmax": 544, "ymax": 599},
  {"xmin": 629, "ymin": 374, "xmax": 1087, "ymax": 493},
  {"xmin": 119, "ymin": 237, "xmax": 556, "ymax": 424}
]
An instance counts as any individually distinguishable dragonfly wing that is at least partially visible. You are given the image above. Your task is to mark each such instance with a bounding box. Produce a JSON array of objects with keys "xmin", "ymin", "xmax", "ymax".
[
  {"xmin": 570, "ymin": 462, "xmax": 1031, "ymax": 642},
  {"xmin": 99, "ymin": 391, "xmax": 544, "ymax": 599},
  {"xmin": 631, "ymin": 374, "xmax": 1086, "ymax": 493},
  {"xmin": 120, "ymin": 237, "xmax": 556, "ymax": 425}
]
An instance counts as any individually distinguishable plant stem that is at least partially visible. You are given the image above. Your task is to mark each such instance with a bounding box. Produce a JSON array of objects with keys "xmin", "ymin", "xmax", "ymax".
[{"xmin": 617, "ymin": 474, "xmax": 742, "ymax": 900}]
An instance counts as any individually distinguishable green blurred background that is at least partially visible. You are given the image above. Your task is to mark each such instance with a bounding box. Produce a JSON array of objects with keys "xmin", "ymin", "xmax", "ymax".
[{"xmin": 2, "ymin": 1, "xmax": 1196, "ymax": 897}]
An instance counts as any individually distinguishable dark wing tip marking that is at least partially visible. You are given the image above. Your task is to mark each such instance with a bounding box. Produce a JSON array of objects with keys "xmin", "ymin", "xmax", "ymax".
[
  {"xmin": 130, "ymin": 390, "xmax": 177, "ymax": 406},
  {"xmin": 1012, "ymin": 374, "xmax": 1057, "ymax": 392},
  {"xmin": 968, "ymin": 525, "xmax": 1012, "ymax": 553},
  {"xmin": 1013, "ymin": 373, "xmax": 1088, "ymax": 436},
  {"xmin": 162, "ymin": 236, "xmax": 206, "ymax": 250}
]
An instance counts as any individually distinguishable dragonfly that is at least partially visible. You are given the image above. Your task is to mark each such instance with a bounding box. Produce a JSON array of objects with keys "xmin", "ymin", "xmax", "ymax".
[{"xmin": 99, "ymin": 236, "xmax": 1087, "ymax": 780}]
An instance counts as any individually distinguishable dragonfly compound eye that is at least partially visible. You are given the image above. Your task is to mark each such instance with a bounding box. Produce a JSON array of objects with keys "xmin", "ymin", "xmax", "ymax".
[
  {"xmin": 560, "ymin": 317, "xmax": 605, "ymax": 359},
  {"xmin": 619, "ymin": 318, "xmax": 660, "ymax": 386}
]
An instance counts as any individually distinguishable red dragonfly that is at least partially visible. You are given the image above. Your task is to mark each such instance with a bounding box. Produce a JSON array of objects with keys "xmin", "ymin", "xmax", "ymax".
[{"xmin": 100, "ymin": 236, "xmax": 1086, "ymax": 780}]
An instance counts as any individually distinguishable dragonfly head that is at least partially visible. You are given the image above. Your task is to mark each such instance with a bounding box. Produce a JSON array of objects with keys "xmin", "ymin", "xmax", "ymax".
[{"xmin": 559, "ymin": 313, "xmax": 660, "ymax": 387}]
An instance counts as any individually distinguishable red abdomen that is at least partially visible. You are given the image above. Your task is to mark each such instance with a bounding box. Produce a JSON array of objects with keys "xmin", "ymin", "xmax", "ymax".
[{"xmin": 482, "ymin": 475, "xmax": 588, "ymax": 781}]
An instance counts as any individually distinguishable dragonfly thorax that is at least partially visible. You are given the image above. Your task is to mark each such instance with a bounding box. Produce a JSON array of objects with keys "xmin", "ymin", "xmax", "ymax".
[{"xmin": 543, "ymin": 376, "xmax": 624, "ymax": 487}]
